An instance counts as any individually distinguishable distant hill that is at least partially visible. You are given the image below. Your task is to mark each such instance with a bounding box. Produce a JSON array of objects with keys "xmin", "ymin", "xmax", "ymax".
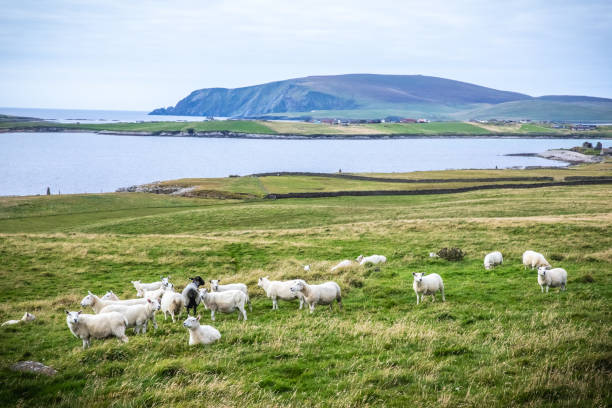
[{"xmin": 150, "ymin": 74, "xmax": 612, "ymax": 121}]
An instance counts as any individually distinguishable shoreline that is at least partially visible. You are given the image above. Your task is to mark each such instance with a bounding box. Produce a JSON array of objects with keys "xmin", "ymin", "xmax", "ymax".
[{"xmin": 1, "ymin": 127, "xmax": 611, "ymax": 139}]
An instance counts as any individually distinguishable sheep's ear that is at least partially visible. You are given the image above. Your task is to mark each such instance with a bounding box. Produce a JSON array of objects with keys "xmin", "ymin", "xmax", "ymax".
[
  {"xmin": 65, "ymin": 310, "xmax": 69, "ymax": 315},
  {"xmin": 196, "ymin": 315, "xmax": 201, "ymax": 321},
  {"xmin": 147, "ymin": 298, "xmax": 152, "ymax": 303},
  {"xmin": 412, "ymin": 272, "xmax": 416, "ymax": 276},
  {"xmin": 78, "ymin": 310, "xmax": 82, "ymax": 314},
  {"xmin": 88, "ymin": 290, "xmax": 93, "ymax": 295}
]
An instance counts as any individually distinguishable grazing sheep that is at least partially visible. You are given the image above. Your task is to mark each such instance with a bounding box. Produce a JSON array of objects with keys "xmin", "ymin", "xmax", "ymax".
[
  {"xmin": 80, "ymin": 292, "xmax": 148, "ymax": 314},
  {"xmin": 210, "ymin": 279, "xmax": 252, "ymax": 311},
  {"xmin": 65, "ymin": 310, "xmax": 128, "ymax": 349},
  {"xmin": 412, "ymin": 272, "xmax": 445, "ymax": 305},
  {"xmin": 522, "ymin": 250, "xmax": 551, "ymax": 270},
  {"xmin": 537, "ymin": 266, "xmax": 568, "ymax": 293},
  {"xmin": 290, "ymin": 280, "xmax": 342, "ymax": 313},
  {"xmin": 199, "ymin": 289, "xmax": 247, "ymax": 321},
  {"xmin": 356, "ymin": 254, "xmax": 387, "ymax": 266},
  {"xmin": 131, "ymin": 276, "xmax": 170, "ymax": 297},
  {"xmin": 101, "ymin": 291, "xmax": 120, "ymax": 301},
  {"xmin": 304, "ymin": 264, "xmax": 311, "ymax": 271},
  {"xmin": 331, "ymin": 260, "xmax": 353, "ymax": 272},
  {"xmin": 182, "ymin": 276, "xmax": 205, "ymax": 316},
  {"xmin": 258, "ymin": 277, "xmax": 305, "ymax": 310},
  {"xmin": 2, "ymin": 312, "xmax": 35, "ymax": 327},
  {"xmin": 484, "ymin": 251, "xmax": 503, "ymax": 270},
  {"xmin": 160, "ymin": 285, "xmax": 184, "ymax": 322},
  {"xmin": 99, "ymin": 299, "xmax": 160, "ymax": 334},
  {"xmin": 183, "ymin": 315, "xmax": 221, "ymax": 345},
  {"xmin": 142, "ymin": 286, "xmax": 167, "ymax": 303}
]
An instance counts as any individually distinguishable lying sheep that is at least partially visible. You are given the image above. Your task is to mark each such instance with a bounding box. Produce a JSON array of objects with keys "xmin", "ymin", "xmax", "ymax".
[
  {"xmin": 523, "ymin": 250, "xmax": 551, "ymax": 270},
  {"xmin": 183, "ymin": 316, "xmax": 221, "ymax": 345},
  {"xmin": 65, "ymin": 310, "xmax": 128, "ymax": 349},
  {"xmin": 99, "ymin": 299, "xmax": 160, "ymax": 334},
  {"xmin": 2, "ymin": 312, "xmax": 35, "ymax": 327},
  {"xmin": 199, "ymin": 289, "xmax": 247, "ymax": 321},
  {"xmin": 290, "ymin": 280, "xmax": 342, "ymax": 313},
  {"xmin": 182, "ymin": 276, "xmax": 205, "ymax": 316},
  {"xmin": 537, "ymin": 266, "xmax": 567, "ymax": 293},
  {"xmin": 331, "ymin": 260, "xmax": 353, "ymax": 272},
  {"xmin": 412, "ymin": 272, "xmax": 445, "ymax": 305},
  {"xmin": 484, "ymin": 251, "xmax": 503, "ymax": 270},
  {"xmin": 160, "ymin": 285, "xmax": 184, "ymax": 322},
  {"xmin": 356, "ymin": 254, "xmax": 387, "ymax": 266},
  {"xmin": 210, "ymin": 279, "xmax": 252, "ymax": 311},
  {"xmin": 258, "ymin": 277, "xmax": 304, "ymax": 310},
  {"xmin": 101, "ymin": 291, "xmax": 120, "ymax": 301},
  {"xmin": 131, "ymin": 276, "xmax": 170, "ymax": 297}
]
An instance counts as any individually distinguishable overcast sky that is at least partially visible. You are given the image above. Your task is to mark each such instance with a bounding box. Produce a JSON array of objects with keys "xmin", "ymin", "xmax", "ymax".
[{"xmin": 1, "ymin": 0, "xmax": 610, "ymax": 110}]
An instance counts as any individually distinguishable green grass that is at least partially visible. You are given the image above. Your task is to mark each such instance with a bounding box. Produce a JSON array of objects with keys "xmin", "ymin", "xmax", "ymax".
[
  {"xmin": 0, "ymin": 169, "xmax": 611, "ymax": 407},
  {"xmin": 2, "ymin": 117, "xmax": 611, "ymax": 137}
]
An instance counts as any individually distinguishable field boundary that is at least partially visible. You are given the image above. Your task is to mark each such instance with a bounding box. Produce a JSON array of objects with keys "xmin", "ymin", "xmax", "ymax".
[
  {"xmin": 264, "ymin": 178, "xmax": 612, "ymax": 199},
  {"xmin": 251, "ymin": 171, "xmax": 555, "ymax": 183}
]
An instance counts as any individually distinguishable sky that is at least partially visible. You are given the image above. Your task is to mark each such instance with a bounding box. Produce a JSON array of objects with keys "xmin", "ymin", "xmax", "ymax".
[{"xmin": 0, "ymin": 0, "xmax": 610, "ymax": 110}]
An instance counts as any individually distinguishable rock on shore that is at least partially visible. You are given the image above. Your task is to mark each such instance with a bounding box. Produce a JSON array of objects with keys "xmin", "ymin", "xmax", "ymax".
[{"xmin": 537, "ymin": 149, "xmax": 603, "ymax": 164}]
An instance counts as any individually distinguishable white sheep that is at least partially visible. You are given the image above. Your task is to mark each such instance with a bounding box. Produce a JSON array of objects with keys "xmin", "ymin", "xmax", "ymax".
[
  {"xmin": 209, "ymin": 279, "xmax": 252, "ymax": 311},
  {"xmin": 183, "ymin": 315, "xmax": 221, "ymax": 345},
  {"xmin": 331, "ymin": 260, "xmax": 353, "ymax": 272},
  {"xmin": 101, "ymin": 291, "xmax": 120, "ymax": 301},
  {"xmin": 484, "ymin": 251, "xmax": 503, "ymax": 270},
  {"xmin": 257, "ymin": 277, "xmax": 305, "ymax": 310},
  {"xmin": 537, "ymin": 266, "xmax": 568, "ymax": 293},
  {"xmin": 290, "ymin": 280, "xmax": 342, "ymax": 313},
  {"xmin": 65, "ymin": 310, "xmax": 128, "ymax": 349},
  {"xmin": 142, "ymin": 286, "xmax": 167, "ymax": 302},
  {"xmin": 160, "ymin": 285, "xmax": 184, "ymax": 322},
  {"xmin": 429, "ymin": 252, "xmax": 439, "ymax": 258},
  {"xmin": 522, "ymin": 250, "xmax": 551, "ymax": 270},
  {"xmin": 80, "ymin": 292, "xmax": 148, "ymax": 314},
  {"xmin": 99, "ymin": 299, "xmax": 160, "ymax": 334},
  {"xmin": 199, "ymin": 289, "xmax": 247, "ymax": 321},
  {"xmin": 2, "ymin": 312, "xmax": 35, "ymax": 327},
  {"xmin": 412, "ymin": 272, "xmax": 445, "ymax": 305},
  {"xmin": 356, "ymin": 254, "xmax": 387, "ymax": 266},
  {"xmin": 131, "ymin": 276, "xmax": 170, "ymax": 297},
  {"xmin": 304, "ymin": 264, "xmax": 311, "ymax": 271}
]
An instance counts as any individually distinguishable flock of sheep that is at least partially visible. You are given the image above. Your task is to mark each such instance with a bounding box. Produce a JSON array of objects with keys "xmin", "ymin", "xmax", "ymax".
[{"xmin": 3, "ymin": 251, "xmax": 568, "ymax": 349}]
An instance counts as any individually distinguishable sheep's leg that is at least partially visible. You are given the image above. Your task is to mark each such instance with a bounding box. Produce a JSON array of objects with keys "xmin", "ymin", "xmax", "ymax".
[
  {"xmin": 142, "ymin": 321, "xmax": 148, "ymax": 334},
  {"xmin": 416, "ymin": 293, "xmax": 420, "ymax": 305},
  {"xmin": 241, "ymin": 306, "xmax": 247, "ymax": 321},
  {"xmin": 329, "ymin": 304, "xmax": 333, "ymax": 311},
  {"xmin": 248, "ymin": 297, "xmax": 252, "ymax": 312},
  {"xmin": 441, "ymin": 287, "xmax": 445, "ymax": 302},
  {"xmin": 152, "ymin": 314, "xmax": 158, "ymax": 330},
  {"xmin": 170, "ymin": 311, "xmax": 175, "ymax": 323},
  {"xmin": 272, "ymin": 298, "xmax": 278, "ymax": 310},
  {"xmin": 211, "ymin": 310, "xmax": 216, "ymax": 321},
  {"xmin": 309, "ymin": 303, "xmax": 315, "ymax": 314},
  {"xmin": 82, "ymin": 339, "xmax": 88, "ymax": 349},
  {"xmin": 299, "ymin": 296, "xmax": 304, "ymax": 310},
  {"xmin": 545, "ymin": 286, "xmax": 549, "ymax": 293},
  {"xmin": 540, "ymin": 285, "xmax": 544, "ymax": 293},
  {"xmin": 337, "ymin": 299, "xmax": 343, "ymax": 310},
  {"xmin": 163, "ymin": 311, "xmax": 167, "ymax": 321}
]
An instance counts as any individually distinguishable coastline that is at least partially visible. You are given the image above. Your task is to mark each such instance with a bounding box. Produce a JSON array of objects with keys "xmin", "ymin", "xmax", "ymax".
[{"xmin": 1, "ymin": 127, "xmax": 611, "ymax": 139}]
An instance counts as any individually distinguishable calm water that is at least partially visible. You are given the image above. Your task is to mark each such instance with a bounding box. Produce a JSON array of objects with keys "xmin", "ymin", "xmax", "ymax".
[
  {"xmin": 0, "ymin": 107, "xmax": 214, "ymax": 123},
  {"xmin": 0, "ymin": 132, "xmax": 605, "ymax": 196}
]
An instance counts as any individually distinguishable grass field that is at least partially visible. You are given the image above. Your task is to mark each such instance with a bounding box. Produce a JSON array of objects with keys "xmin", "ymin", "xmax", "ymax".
[
  {"xmin": 0, "ymin": 168, "xmax": 611, "ymax": 407},
  {"xmin": 2, "ymin": 118, "xmax": 611, "ymax": 137}
]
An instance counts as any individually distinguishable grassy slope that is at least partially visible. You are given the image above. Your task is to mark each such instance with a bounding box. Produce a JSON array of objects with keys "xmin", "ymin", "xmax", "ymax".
[
  {"xmin": 0, "ymin": 171, "xmax": 611, "ymax": 407},
  {"xmin": 2, "ymin": 118, "xmax": 611, "ymax": 137}
]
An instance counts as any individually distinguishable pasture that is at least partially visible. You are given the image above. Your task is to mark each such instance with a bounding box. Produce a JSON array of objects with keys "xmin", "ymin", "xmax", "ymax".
[{"xmin": 0, "ymin": 173, "xmax": 610, "ymax": 407}]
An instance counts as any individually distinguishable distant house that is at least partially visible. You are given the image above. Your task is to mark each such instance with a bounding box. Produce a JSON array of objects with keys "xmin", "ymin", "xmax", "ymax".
[
  {"xmin": 417, "ymin": 118, "xmax": 430, "ymax": 123},
  {"xmin": 571, "ymin": 124, "xmax": 597, "ymax": 131},
  {"xmin": 400, "ymin": 118, "xmax": 416, "ymax": 123},
  {"xmin": 321, "ymin": 118, "xmax": 334, "ymax": 124}
]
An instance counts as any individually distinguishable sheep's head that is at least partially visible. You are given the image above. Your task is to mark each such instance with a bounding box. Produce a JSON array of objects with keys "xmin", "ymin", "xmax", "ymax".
[
  {"xmin": 190, "ymin": 276, "xmax": 205, "ymax": 287},
  {"xmin": 290, "ymin": 280, "xmax": 305, "ymax": 293},
  {"xmin": 161, "ymin": 276, "xmax": 170, "ymax": 287},
  {"xmin": 183, "ymin": 315, "xmax": 200, "ymax": 329},
  {"xmin": 80, "ymin": 292, "xmax": 96, "ymax": 307},
  {"xmin": 101, "ymin": 291, "xmax": 118, "ymax": 301},
  {"xmin": 412, "ymin": 272, "xmax": 425, "ymax": 283},
  {"xmin": 210, "ymin": 279, "xmax": 220, "ymax": 291},
  {"xmin": 23, "ymin": 312, "xmax": 35, "ymax": 321},
  {"xmin": 356, "ymin": 255, "xmax": 364, "ymax": 262},
  {"xmin": 537, "ymin": 266, "xmax": 549, "ymax": 276},
  {"xmin": 147, "ymin": 298, "xmax": 161, "ymax": 311},
  {"xmin": 257, "ymin": 277, "xmax": 268, "ymax": 288},
  {"xmin": 484, "ymin": 263, "xmax": 492, "ymax": 270},
  {"xmin": 65, "ymin": 310, "xmax": 82, "ymax": 324}
]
